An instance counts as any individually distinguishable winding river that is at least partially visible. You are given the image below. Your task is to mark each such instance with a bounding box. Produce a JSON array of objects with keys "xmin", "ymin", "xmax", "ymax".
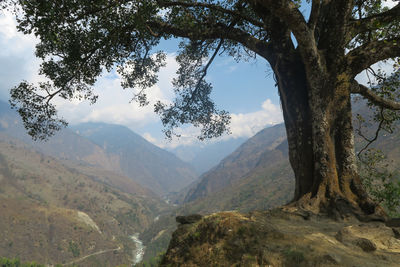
[{"xmin": 130, "ymin": 233, "xmax": 146, "ymax": 265}]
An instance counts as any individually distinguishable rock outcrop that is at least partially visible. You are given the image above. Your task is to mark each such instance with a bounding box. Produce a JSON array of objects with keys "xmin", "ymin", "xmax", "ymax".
[{"xmin": 161, "ymin": 209, "xmax": 400, "ymax": 266}]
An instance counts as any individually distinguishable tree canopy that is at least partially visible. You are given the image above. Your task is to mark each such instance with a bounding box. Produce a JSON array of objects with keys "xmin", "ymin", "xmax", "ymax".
[
  {"xmin": 3, "ymin": 1, "xmax": 399, "ymax": 139},
  {"xmin": 3, "ymin": 0, "xmax": 400, "ymax": 217}
]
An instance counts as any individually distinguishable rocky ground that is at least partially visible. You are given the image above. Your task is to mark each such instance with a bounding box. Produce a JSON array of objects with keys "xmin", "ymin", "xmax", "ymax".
[{"xmin": 161, "ymin": 208, "xmax": 400, "ymax": 266}]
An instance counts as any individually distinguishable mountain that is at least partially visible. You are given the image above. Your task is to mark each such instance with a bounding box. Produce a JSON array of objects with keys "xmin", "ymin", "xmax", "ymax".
[
  {"xmin": 143, "ymin": 104, "xmax": 400, "ymax": 263},
  {"xmin": 183, "ymin": 123, "xmax": 290, "ymax": 205},
  {"xmin": 138, "ymin": 124, "xmax": 293, "ymax": 262},
  {"xmin": 72, "ymin": 122, "xmax": 198, "ymax": 196},
  {"xmin": 0, "ymin": 102, "xmax": 121, "ymax": 171},
  {"xmin": 128, "ymin": 100, "xmax": 400, "ymax": 263},
  {"xmin": 181, "ymin": 99, "xmax": 400, "ymax": 213},
  {"xmin": 169, "ymin": 137, "xmax": 246, "ymax": 175},
  {"xmin": 0, "ymin": 133, "xmax": 168, "ymax": 266},
  {"xmin": 0, "ymin": 101, "xmax": 198, "ymax": 196},
  {"xmin": 0, "ymin": 101, "xmax": 177, "ymax": 265}
]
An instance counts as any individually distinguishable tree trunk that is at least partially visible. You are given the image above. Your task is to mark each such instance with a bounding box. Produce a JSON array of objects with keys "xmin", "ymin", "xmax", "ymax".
[{"xmin": 274, "ymin": 54, "xmax": 386, "ymax": 220}]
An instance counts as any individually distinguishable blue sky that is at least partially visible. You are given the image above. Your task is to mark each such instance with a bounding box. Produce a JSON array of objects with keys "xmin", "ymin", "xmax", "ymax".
[
  {"xmin": 0, "ymin": 10, "xmax": 283, "ymax": 148},
  {"xmin": 0, "ymin": 1, "xmax": 396, "ymax": 148}
]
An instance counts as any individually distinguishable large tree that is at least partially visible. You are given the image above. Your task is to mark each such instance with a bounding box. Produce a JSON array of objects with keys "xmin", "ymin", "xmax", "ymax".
[{"xmin": 4, "ymin": 0, "xmax": 400, "ymax": 219}]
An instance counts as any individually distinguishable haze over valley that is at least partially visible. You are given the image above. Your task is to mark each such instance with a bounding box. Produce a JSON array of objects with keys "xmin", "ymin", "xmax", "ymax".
[
  {"xmin": 0, "ymin": 99, "xmax": 278, "ymax": 265},
  {"xmin": 2, "ymin": 94, "xmax": 399, "ymax": 266}
]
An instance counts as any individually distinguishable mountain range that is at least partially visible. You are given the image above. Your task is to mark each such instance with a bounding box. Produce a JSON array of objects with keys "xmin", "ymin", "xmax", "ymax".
[
  {"xmin": 181, "ymin": 99, "xmax": 400, "ymax": 213},
  {"xmin": 0, "ymin": 100, "xmax": 199, "ymax": 265},
  {"xmin": 169, "ymin": 137, "xmax": 246, "ymax": 175},
  {"xmin": 71, "ymin": 122, "xmax": 198, "ymax": 196},
  {"xmin": 0, "ymin": 101, "xmax": 198, "ymax": 197},
  {"xmin": 0, "ymin": 131, "xmax": 167, "ymax": 266},
  {"xmin": 140, "ymin": 102, "xmax": 400, "ymax": 262},
  {"xmin": 3, "ymin": 97, "xmax": 400, "ymax": 265}
]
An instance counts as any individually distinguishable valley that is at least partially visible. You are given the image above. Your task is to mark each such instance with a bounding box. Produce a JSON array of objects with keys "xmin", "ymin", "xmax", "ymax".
[
  {"xmin": 0, "ymin": 101, "xmax": 180, "ymax": 266},
  {"xmin": 0, "ymin": 135, "xmax": 168, "ymax": 266},
  {"xmin": 1, "ymin": 98, "xmax": 400, "ymax": 266}
]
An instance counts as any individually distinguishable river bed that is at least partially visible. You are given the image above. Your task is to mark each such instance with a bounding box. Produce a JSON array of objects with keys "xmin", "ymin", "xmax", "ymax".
[{"xmin": 130, "ymin": 233, "xmax": 146, "ymax": 265}]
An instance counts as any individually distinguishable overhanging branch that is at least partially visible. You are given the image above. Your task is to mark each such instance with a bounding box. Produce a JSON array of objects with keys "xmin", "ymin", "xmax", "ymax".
[
  {"xmin": 349, "ymin": 3, "xmax": 400, "ymax": 37},
  {"xmin": 308, "ymin": 0, "xmax": 321, "ymax": 31},
  {"xmin": 346, "ymin": 37, "xmax": 400, "ymax": 77},
  {"xmin": 351, "ymin": 80, "xmax": 400, "ymax": 110},
  {"xmin": 250, "ymin": 0, "xmax": 310, "ymax": 46},
  {"xmin": 158, "ymin": 1, "xmax": 265, "ymax": 28},
  {"xmin": 249, "ymin": 0, "xmax": 322, "ymax": 75},
  {"xmin": 147, "ymin": 20, "xmax": 274, "ymax": 62},
  {"xmin": 356, "ymin": 107, "xmax": 386, "ymax": 158}
]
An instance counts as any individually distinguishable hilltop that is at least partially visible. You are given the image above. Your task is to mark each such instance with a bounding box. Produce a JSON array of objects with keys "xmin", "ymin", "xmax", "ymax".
[{"xmin": 161, "ymin": 209, "xmax": 400, "ymax": 266}]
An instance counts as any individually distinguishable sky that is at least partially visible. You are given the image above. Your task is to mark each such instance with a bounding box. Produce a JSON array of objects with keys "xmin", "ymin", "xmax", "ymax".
[{"xmin": 0, "ymin": 1, "xmax": 397, "ymax": 148}]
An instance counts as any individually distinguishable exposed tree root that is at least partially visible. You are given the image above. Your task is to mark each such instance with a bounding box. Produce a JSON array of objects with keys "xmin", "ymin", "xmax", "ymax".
[{"xmin": 284, "ymin": 194, "xmax": 387, "ymax": 223}]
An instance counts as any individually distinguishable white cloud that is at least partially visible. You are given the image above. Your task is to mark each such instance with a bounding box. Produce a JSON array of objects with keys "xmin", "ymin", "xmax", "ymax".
[
  {"xmin": 355, "ymin": 60, "xmax": 396, "ymax": 86},
  {"xmin": 0, "ymin": 11, "xmax": 40, "ymax": 98},
  {"xmin": 383, "ymin": 0, "xmax": 398, "ymax": 8},
  {"xmin": 0, "ymin": 10, "xmax": 178, "ymax": 134},
  {"xmin": 229, "ymin": 99, "xmax": 283, "ymax": 139},
  {"xmin": 154, "ymin": 98, "xmax": 283, "ymax": 148},
  {"xmin": 56, "ymin": 54, "xmax": 178, "ymax": 129},
  {"xmin": 0, "ymin": 12, "xmax": 37, "ymax": 52},
  {"xmin": 0, "ymin": 10, "xmax": 179, "ymax": 125},
  {"xmin": 143, "ymin": 132, "xmax": 158, "ymax": 144}
]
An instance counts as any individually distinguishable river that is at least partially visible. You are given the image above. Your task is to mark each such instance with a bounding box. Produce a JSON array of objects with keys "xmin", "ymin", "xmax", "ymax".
[{"xmin": 130, "ymin": 233, "xmax": 146, "ymax": 265}]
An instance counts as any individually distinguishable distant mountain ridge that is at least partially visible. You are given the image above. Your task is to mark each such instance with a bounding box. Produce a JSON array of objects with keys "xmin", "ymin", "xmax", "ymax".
[
  {"xmin": 0, "ymin": 100, "xmax": 198, "ymax": 196},
  {"xmin": 0, "ymin": 134, "xmax": 169, "ymax": 266},
  {"xmin": 180, "ymin": 99, "xmax": 400, "ymax": 214},
  {"xmin": 0, "ymin": 106, "xmax": 171, "ymax": 265},
  {"xmin": 72, "ymin": 122, "xmax": 198, "ymax": 196},
  {"xmin": 169, "ymin": 137, "xmax": 246, "ymax": 175},
  {"xmin": 139, "ymin": 124, "xmax": 294, "ymax": 262},
  {"xmin": 183, "ymin": 123, "xmax": 291, "ymax": 205}
]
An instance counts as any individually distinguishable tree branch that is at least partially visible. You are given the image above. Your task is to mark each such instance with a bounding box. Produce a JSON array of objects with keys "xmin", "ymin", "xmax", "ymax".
[
  {"xmin": 67, "ymin": 0, "xmax": 132, "ymax": 23},
  {"xmin": 346, "ymin": 37, "xmax": 400, "ymax": 77},
  {"xmin": 196, "ymin": 39, "xmax": 224, "ymax": 91},
  {"xmin": 251, "ymin": 0, "xmax": 309, "ymax": 46},
  {"xmin": 356, "ymin": 107, "xmax": 386, "ymax": 158},
  {"xmin": 249, "ymin": 0, "xmax": 323, "ymax": 76},
  {"xmin": 315, "ymin": 0, "xmax": 354, "ymax": 63},
  {"xmin": 308, "ymin": 0, "xmax": 321, "ymax": 32},
  {"xmin": 351, "ymin": 80, "xmax": 400, "ymax": 110},
  {"xmin": 348, "ymin": 3, "xmax": 400, "ymax": 37},
  {"xmin": 147, "ymin": 20, "xmax": 274, "ymax": 62},
  {"xmin": 158, "ymin": 1, "xmax": 265, "ymax": 28}
]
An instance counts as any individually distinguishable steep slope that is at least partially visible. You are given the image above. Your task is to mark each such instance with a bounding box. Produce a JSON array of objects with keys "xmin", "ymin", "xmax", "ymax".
[
  {"xmin": 0, "ymin": 101, "xmax": 198, "ymax": 196},
  {"xmin": 72, "ymin": 122, "xmax": 198, "ymax": 196},
  {"xmin": 182, "ymin": 141, "xmax": 294, "ymax": 214},
  {"xmin": 139, "ymin": 125, "xmax": 293, "ymax": 262},
  {"xmin": 142, "ymin": 100, "xmax": 400, "ymax": 263},
  {"xmin": 184, "ymin": 123, "xmax": 288, "ymax": 203},
  {"xmin": 0, "ymin": 135, "xmax": 168, "ymax": 266},
  {"xmin": 183, "ymin": 104, "xmax": 400, "ymax": 213},
  {"xmin": 138, "ymin": 110, "xmax": 400, "ymax": 263},
  {"xmin": 0, "ymin": 101, "xmax": 121, "ymax": 171}
]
